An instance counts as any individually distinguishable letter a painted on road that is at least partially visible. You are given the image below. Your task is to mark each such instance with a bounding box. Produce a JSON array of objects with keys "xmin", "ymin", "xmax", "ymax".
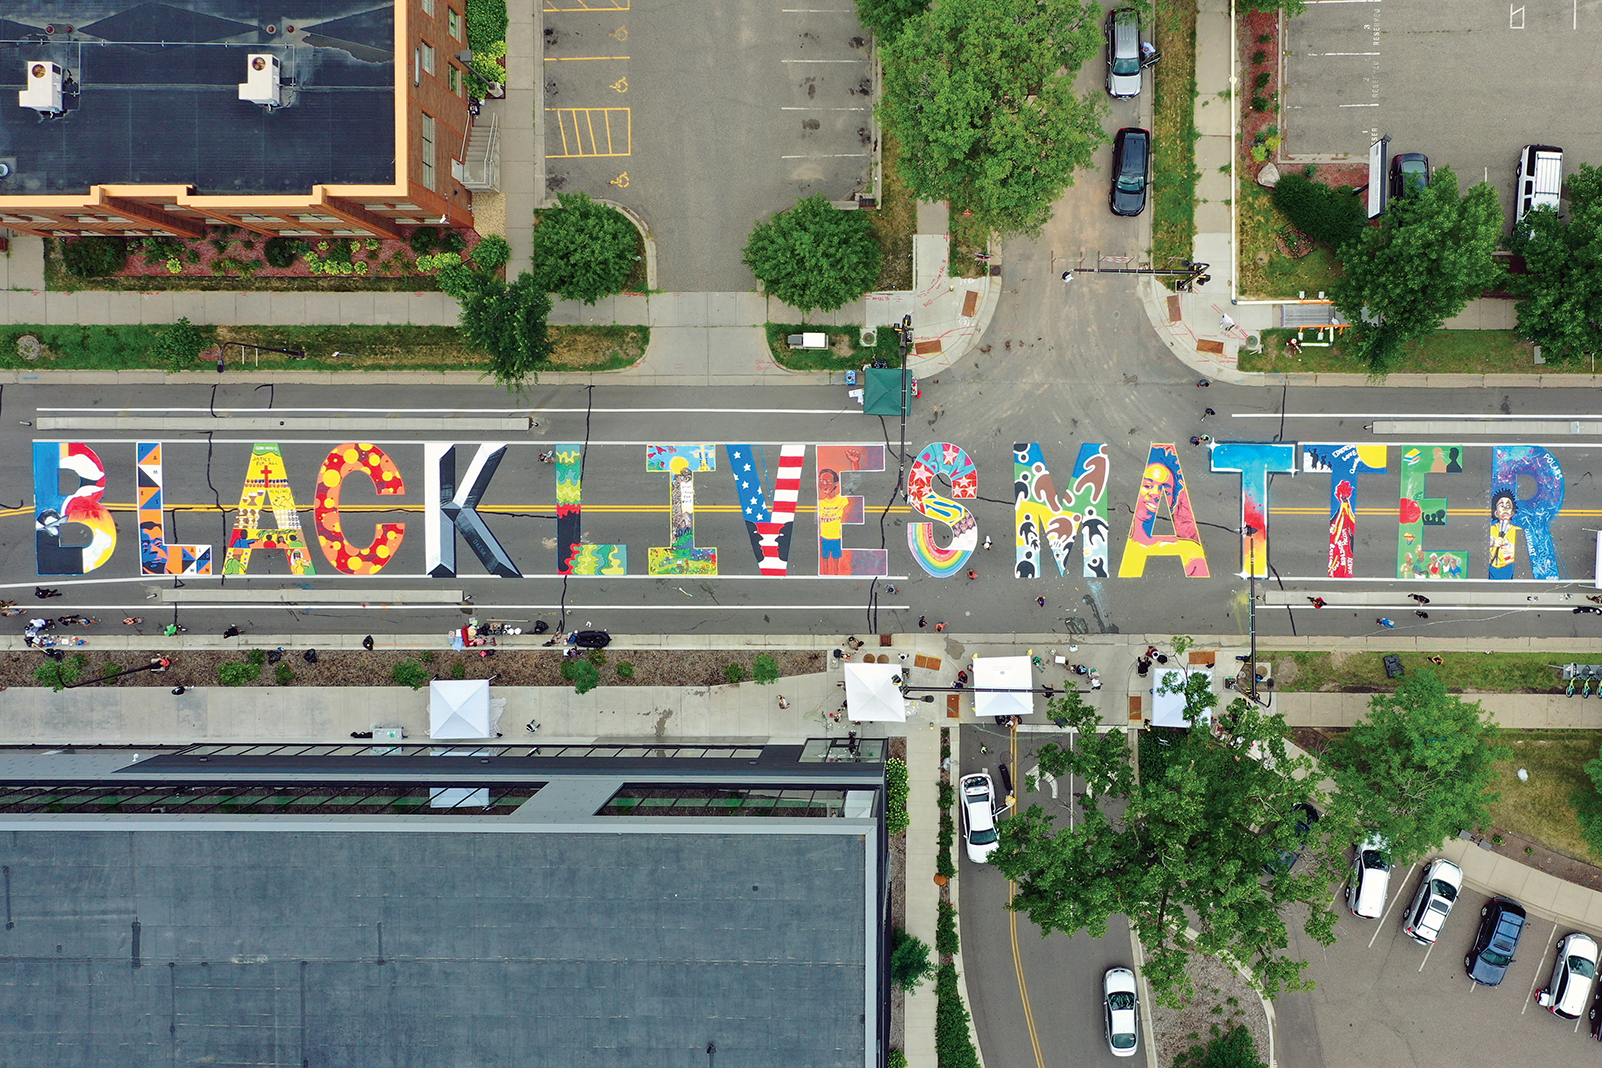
[
  {"xmin": 223, "ymin": 443, "xmax": 315, "ymax": 575},
  {"xmin": 1117, "ymin": 444, "xmax": 1209, "ymax": 578},
  {"xmin": 425, "ymin": 443, "xmax": 521, "ymax": 578}
]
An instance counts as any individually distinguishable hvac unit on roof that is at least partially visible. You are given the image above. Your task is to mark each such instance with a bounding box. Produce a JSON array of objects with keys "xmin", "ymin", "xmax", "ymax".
[
  {"xmin": 238, "ymin": 54, "xmax": 282, "ymax": 107},
  {"xmin": 18, "ymin": 61, "xmax": 64, "ymax": 115}
]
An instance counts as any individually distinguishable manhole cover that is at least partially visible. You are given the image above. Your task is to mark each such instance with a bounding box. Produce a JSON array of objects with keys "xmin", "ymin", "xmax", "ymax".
[{"xmin": 16, "ymin": 334, "xmax": 41, "ymax": 362}]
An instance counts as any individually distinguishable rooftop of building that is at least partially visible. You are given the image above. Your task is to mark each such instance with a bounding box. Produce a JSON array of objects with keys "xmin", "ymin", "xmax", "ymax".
[{"xmin": 0, "ymin": 1, "xmax": 396, "ymax": 197}]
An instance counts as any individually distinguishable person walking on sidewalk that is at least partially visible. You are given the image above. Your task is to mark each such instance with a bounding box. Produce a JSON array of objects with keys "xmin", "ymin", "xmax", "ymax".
[
  {"xmin": 1220, "ymin": 313, "xmax": 1236, "ymax": 331},
  {"xmin": 1409, "ymin": 593, "xmax": 1431, "ymax": 605}
]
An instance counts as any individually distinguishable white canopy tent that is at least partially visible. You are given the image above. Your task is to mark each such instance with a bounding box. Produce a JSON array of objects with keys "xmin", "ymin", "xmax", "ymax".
[
  {"xmin": 843, "ymin": 661, "xmax": 907, "ymax": 722},
  {"xmin": 1150, "ymin": 667, "xmax": 1212, "ymax": 728},
  {"xmin": 429, "ymin": 678, "xmax": 494, "ymax": 739},
  {"xmin": 972, "ymin": 655, "xmax": 1032, "ymax": 720}
]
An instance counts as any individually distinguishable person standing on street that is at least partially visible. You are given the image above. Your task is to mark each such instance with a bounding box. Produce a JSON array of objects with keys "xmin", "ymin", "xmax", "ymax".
[{"xmin": 1377, "ymin": 617, "xmax": 1396, "ymax": 628}]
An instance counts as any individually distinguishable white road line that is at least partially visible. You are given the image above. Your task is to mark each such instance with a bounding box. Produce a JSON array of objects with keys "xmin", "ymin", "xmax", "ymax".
[
  {"xmin": 1418, "ymin": 942, "xmax": 1434, "ymax": 972},
  {"xmin": 40, "ymin": 407, "xmax": 865, "ymax": 415},
  {"xmin": 1523, "ymin": 923, "xmax": 1560, "ymax": 1014},
  {"xmin": 779, "ymin": 58, "xmax": 868, "ymax": 63},
  {"xmin": 32, "ymin": 438, "xmax": 884, "ymax": 446},
  {"xmin": 780, "ymin": 153, "xmax": 873, "ymax": 159},
  {"xmin": 1366, "ymin": 862, "xmax": 1417, "ymax": 948},
  {"xmin": 1317, "ymin": 51, "xmax": 1381, "ymax": 55},
  {"xmin": 5, "ymin": 603, "xmax": 906, "ymax": 612},
  {"xmin": 1235, "ymin": 413, "xmax": 1602, "ymax": 420},
  {"xmin": 0, "ymin": 576, "xmax": 912, "ymax": 591},
  {"xmin": 1338, "ymin": 103, "xmax": 1380, "ymax": 108},
  {"xmin": 780, "ymin": 106, "xmax": 871, "ymax": 111}
]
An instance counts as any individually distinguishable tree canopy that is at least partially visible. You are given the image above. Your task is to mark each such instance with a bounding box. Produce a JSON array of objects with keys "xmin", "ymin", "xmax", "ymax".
[
  {"xmin": 743, "ymin": 194, "xmax": 882, "ymax": 313},
  {"xmin": 459, "ymin": 270, "xmax": 554, "ymax": 390},
  {"xmin": 993, "ymin": 671, "xmax": 1337, "ymax": 1006},
  {"xmin": 1323, "ymin": 672, "xmax": 1502, "ymax": 865},
  {"xmin": 532, "ymin": 192, "xmax": 639, "ymax": 305},
  {"xmin": 1508, "ymin": 163, "xmax": 1602, "ymax": 365},
  {"xmin": 1330, "ymin": 167, "xmax": 1504, "ymax": 372},
  {"xmin": 877, "ymin": 0, "xmax": 1106, "ymax": 237},
  {"xmin": 852, "ymin": 0, "xmax": 928, "ymax": 41}
]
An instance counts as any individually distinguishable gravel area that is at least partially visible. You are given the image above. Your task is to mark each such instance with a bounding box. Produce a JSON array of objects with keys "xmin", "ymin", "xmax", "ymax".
[
  {"xmin": 1149, "ymin": 947, "xmax": 1271, "ymax": 1068},
  {"xmin": 8, "ymin": 648, "xmax": 824, "ymax": 689}
]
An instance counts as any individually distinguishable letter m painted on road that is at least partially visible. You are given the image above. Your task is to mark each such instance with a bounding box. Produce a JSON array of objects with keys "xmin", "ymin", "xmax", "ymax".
[{"xmin": 1012, "ymin": 443, "xmax": 1111, "ymax": 579}]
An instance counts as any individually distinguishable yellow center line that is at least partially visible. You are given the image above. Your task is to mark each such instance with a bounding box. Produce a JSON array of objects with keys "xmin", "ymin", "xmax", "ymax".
[{"xmin": 1008, "ymin": 725, "xmax": 1046, "ymax": 1068}]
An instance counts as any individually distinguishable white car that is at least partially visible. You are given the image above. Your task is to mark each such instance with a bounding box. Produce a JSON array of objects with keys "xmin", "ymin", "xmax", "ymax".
[
  {"xmin": 1346, "ymin": 836, "xmax": 1392, "ymax": 919},
  {"xmin": 1103, "ymin": 967, "xmax": 1140, "ymax": 1058},
  {"xmin": 1537, "ymin": 931, "xmax": 1599, "ymax": 1019},
  {"xmin": 959, "ymin": 773, "xmax": 999, "ymax": 863},
  {"xmin": 1401, "ymin": 858, "xmax": 1463, "ymax": 945}
]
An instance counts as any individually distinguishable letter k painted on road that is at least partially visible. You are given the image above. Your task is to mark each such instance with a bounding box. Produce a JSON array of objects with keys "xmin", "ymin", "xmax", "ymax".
[{"xmin": 425, "ymin": 443, "xmax": 522, "ymax": 578}]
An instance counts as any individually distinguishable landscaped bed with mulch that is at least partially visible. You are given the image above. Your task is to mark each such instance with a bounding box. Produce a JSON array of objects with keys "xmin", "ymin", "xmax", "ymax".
[{"xmin": 14, "ymin": 647, "xmax": 824, "ymax": 691}]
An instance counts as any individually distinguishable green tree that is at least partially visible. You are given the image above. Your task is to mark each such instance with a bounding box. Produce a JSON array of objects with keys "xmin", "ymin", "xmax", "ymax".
[
  {"xmin": 742, "ymin": 195, "xmax": 882, "ymax": 313},
  {"xmin": 391, "ymin": 660, "xmax": 430, "ymax": 690},
  {"xmin": 1508, "ymin": 163, "xmax": 1602, "ymax": 365},
  {"xmin": 751, "ymin": 653, "xmax": 780, "ymax": 685},
  {"xmin": 459, "ymin": 271, "xmax": 555, "ymax": 390},
  {"xmin": 853, "ymin": 0, "xmax": 928, "ymax": 40},
  {"xmin": 1174, "ymin": 1023, "xmax": 1269, "ymax": 1068},
  {"xmin": 889, "ymin": 928, "xmax": 933, "ymax": 990},
  {"xmin": 993, "ymin": 673, "xmax": 1336, "ymax": 1006},
  {"xmin": 1270, "ymin": 171, "xmax": 1365, "ymax": 251},
  {"xmin": 1331, "ymin": 167, "xmax": 1505, "ymax": 372},
  {"xmin": 878, "ymin": 0, "xmax": 1106, "ymax": 237},
  {"xmin": 151, "ymin": 317, "xmax": 207, "ymax": 372},
  {"xmin": 1324, "ymin": 672, "xmax": 1502, "ymax": 865},
  {"xmin": 532, "ymin": 192, "xmax": 638, "ymax": 304}
]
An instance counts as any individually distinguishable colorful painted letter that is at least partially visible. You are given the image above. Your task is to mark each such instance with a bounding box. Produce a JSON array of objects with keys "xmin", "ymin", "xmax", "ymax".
[
  {"xmin": 1210, "ymin": 442, "xmax": 1296, "ymax": 577},
  {"xmin": 1303, "ymin": 444, "xmax": 1386, "ymax": 579},
  {"xmin": 554, "ymin": 444, "xmax": 627, "ymax": 576},
  {"xmin": 1117, "ymin": 445, "xmax": 1209, "ymax": 578},
  {"xmin": 1012, "ymin": 442, "xmax": 1110, "ymax": 579},
  {"xmin": 1396, "ymin": 446, "xmax": 1467, "ymax": 580},
  {"xmin": 726, "ymin": 444, "xmax": 805, "ymax": 575},
  {"xmin": 222, "ymin": 443, "xmax": 315, "ymax": 576},
  {"xmin": 646, "ymin": 444, "xmax": 718, "ymax": 575},
  {"xmin": 136, "ymin": 442, "xmax": 212, "ymax": 575},
  {"xmin": 1489, "ymin": 446, "xmax": 1565, "ymax": 579},
  {"xmin": 424, "ymin": 443, "xmax": 520, "ymax": 579},
  {"xmin": 314, "ymin": 443, "xmax": 406, "ymax": 575},
  {"xmin": 816, "ymin": 445, "xmax": 888, "ymax": 576},
  {"xmin": 907, "ymin": 442, "xmax": 979, "ymax": 577},
  {"xmin": 33, "ymin": 442, "xmax": 117, "ymax": 576}
]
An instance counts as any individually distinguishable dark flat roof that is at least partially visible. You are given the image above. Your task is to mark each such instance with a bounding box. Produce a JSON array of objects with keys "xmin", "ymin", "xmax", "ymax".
[
  {"xmin": 0, "ymin": 1, "xmax": 394, "ymax": 196},
  {"xmin": 0, "ymin": 829, "xmax": 869, "ymax": 1068}
]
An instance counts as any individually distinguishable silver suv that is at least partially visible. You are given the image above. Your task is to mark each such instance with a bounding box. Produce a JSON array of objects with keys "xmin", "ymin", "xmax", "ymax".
[
  {"xmin": 1538, "ymin": 932, "xmax": 1599, "ymax": 1019},
  {"xmin": 1401, "ymin": 858, "xmax": 1462, "ymax": 945},
  {"xmin": 1105, "ymin": 9, "xmax": 1141, "ymax": 98}
]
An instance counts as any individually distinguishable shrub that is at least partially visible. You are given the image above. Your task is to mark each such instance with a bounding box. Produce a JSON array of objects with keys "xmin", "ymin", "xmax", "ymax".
[
  {"xmin": 743, "ymin": 194, "xmax": 881, "ymax": 312},
  {"xmin": 440, "ymin": 230, "xmax": 467, "ymax": 254},
  {"xmin": 1251, "ymin": 49, "xmax": 1267, "ymax": 65},
  {"xmin": 438, "ymin": 262, "xmax": 477, "ymax": 299},
  {"xmin": 150, "ymin": 317, "xmax": 207, "ymax": 372},
  {"xmin": 890, "ymin": 928, "xmax": 933, "ymax": 991},
  {"xmin": 1173, "ymin": 1023, "xmax": 1268, "ymax": 1068},
  {"xmin": 328, "ymin": 239, "xmax": 354, "ymax": 265},
  {"xmin": 885, "ymin": 757, "xmax": 910, "ymax": 835},
  {"xmin": 532, "ymin": 192, "xmax": 639, "ymax": 304},
  {"xmin": 1250, "ymin": 94, "xmax": 1269, "ymax": 112},
  {"xmin": 560, "ymin": 658, "xmax": 601, "ymax": 694},
  {"xmin": 615, "ymin": 661, "xmax": 635, "ymax": 678},
  {"xmin": 450, "ymin": 661, "xmax": 467, "ymax": 679},
  {"xmin": 459, "ymin": 271, "xmax": 554, "ymax": 389},
  {"xmin": 466, "ymin": 0, "xmax": 508, "ymax": 51},
  {"xmin": 409, "ymin": 227, "xmax": 442, "ymax": 255},
  {"xmin": 141, "ymin": 236, "xmax": 184, "ymax": 264},
  {"xmin": 420, "ymin": 651, "xmax": 436, "ymax": 663},
  {"xmin": 587, "ymin": 648, "xmax": 607, "ymax": 665},
  {"xmin": 1271, "ymin": 171, "xmax": 1367, "ymax": 252},
  {"xmin": 1253, "ymin": 71, "xmax": 1270, "ymax": 89},
  {"xmin": 724, "ymin": 663, "xmax": 747, "ymax": 684},
  {"xmin": 935, "ymin": 900, "xmax": 960, "ymax": 955},
  {"xmin": 392, "ymin": 660, "xmax": 430, "ymax": 690},
  {"xmin": 888, "ymin": 1052, "xmax": 908, "ymax": 1068},
  {"xmin": 934, "ymin": 965, "xmax": 981, "ymax": 1068},
  {"xmin": 35, "ymin": 657, "xmax": 83, "ymax": 691},
  {"xmin": 275, "ymin": 663, "xmax": 296, "ymax": 685},
  {"xmin": 469, "ymin": 39, "xmax": 508, "ymax": 84},
  {"xmin": 63, "ymin": 236, "xmax": 127, "ymax": 278},
  {"xmin": 263, "ymin": 236, "xmax": 302, "ymax": 268},
  {"xmin": 752, "ymin": 653, "xmax": 780, "ymax": 685},
  {"xmin": 471, "ymin": 233, "xmax": 512, "ymax": 270},
  {"xmin": 217, "ymin": 660, "xmax": 262, "ymax": 686},
  {"xmin": 936, "ymin": 779, "xmax": 957, "ymax": 878}
]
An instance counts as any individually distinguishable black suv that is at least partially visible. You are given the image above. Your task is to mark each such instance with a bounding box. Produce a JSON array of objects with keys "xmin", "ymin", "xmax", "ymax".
[
  {"xmin": 1110, "ymin": 128, "xmax": 1150, "ymax": 217},
  {"xmin": 1466, "ymin": 897, "xmax": 1527, "ymax": 986}
]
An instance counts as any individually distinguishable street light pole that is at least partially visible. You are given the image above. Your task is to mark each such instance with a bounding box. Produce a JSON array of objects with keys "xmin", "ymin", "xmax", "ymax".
[{"xmin": 1241, "ymin": 524, "xmax": 1269, "ymax": 707}]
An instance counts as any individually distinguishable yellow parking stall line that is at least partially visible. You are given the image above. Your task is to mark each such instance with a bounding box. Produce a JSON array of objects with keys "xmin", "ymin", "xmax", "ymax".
[{"xmin": 545, "ymin": 108, "xmax": 631, "ymax": 157}]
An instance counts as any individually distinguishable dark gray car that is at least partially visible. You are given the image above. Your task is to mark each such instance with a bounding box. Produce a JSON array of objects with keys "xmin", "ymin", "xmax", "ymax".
[
  {"xmin": 1466, "ymin": 897, "xmax": 1527, "ymax": 985},
  {"xmin": 1109, "ymin": 128, "xmax": 1149, "ymax": 217}
]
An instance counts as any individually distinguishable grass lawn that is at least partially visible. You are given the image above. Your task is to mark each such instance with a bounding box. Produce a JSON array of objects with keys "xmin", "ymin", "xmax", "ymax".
[
  {"xmin": 1487, "ymin": 732, "xmax": 1601, "ymax": 861},
  {"xmin": 1267, "ymin": 651, "xmax": 1565, "ymax": 693},
  {"xmin": 1236, "ymin": 180, "xmax": 1343, "ymax": 299},
  {"xmin": 947, "ymin": 205, "xmax": 988, "ymax": 279},
  {"xmin": 868, "ymin": 130, "xmax": 916, "ymax": 291},
  {"xmin": 0, "ymin": 323, "xmax": 648, "ymax": 373},
  {"xmin": 1240, "ymin": 328, "xmax": 1538, "ymax": 375},
  {"xmin": 766, "ymin": 322, "xmax": 899, "ymax": 371},
  {"xmin": 1151, "ymin": 0, "xmax": 1199, "ymax": 276}
]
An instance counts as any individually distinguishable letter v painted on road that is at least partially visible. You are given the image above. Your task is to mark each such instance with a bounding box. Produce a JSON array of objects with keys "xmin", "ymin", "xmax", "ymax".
[
  {"xmin": 425, "ymin": 443, "xmax": 521, "ymax": 578},
  {"xmin": 725, "ymin": 444, "xmax": 805, "ymax": 575}
]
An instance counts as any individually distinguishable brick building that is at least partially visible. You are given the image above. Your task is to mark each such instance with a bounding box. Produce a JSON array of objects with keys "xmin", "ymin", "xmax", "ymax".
[{"xmin": 0, "ymin": 0, "xmax": 493, "ymax": 241}]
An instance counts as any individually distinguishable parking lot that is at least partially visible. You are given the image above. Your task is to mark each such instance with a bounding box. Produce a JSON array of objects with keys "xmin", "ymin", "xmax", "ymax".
[
  {"xmin": 541, "ymin": 0, "xmax": 874, "ymax": 291},
  {"xmin": 1283, "ymin": 0, "xmax": 1602, "ymax": 227},
  {"xmin": 1277, "ymin": 860, "xmax": 1601, "ymax": 1068}
]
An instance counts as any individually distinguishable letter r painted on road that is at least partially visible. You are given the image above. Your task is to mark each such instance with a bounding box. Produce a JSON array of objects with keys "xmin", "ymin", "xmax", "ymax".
[
  {"xmin": 1211, "ymin": 442, "xmax": 1296, "ymax": 578},
  {"xmin": 425, "ymin": 443, "xmax": 521, "ymax": 578}
]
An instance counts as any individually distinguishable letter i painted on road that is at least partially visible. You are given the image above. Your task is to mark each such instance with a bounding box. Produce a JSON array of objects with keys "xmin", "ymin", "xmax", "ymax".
[
  {"xmin": 1012, "ymin": 442, "xmax": 1110, "ymax": 579},
  {"xmin": 726, "ymin": 444, "xmax": 805, "ymax": 575},
  {"xmin": 223, "ymin": 443, "xmax": 315, "ymax": 576},
  {"xmin": 136, "ymin": 442, "xmax": 212, "ymax": 575},
  {"xmin": 646, "ymin": 444, "xmax": 718, "ymax": 575},
  {"xmin": 33, "ymin": 442, "xmax": 117, "ymax": 576},
  {"xmin": 424, "ymin": 443, "xmax": 521, "ymax": 579},
  {"xmin": 555, "ymin": 445, "xmax": 627, "ymax": 576},
  {"xmin": 1489, "ymin": 445, "xmax": 1565, "ymax": 579},
  {"xmin": 1211, "ymin": 442, "xmax": 1296, "ymax": 578},
  {"xmin": 1396, "ymin": 445, "xmax": 1467, "ymax": 580},
  {"xmin": 816, "ymin": 445, "xmax": 888, "ymax": 577},
  {"xmin": 1303, "ymin": 444, "xmax": 1386, "ymax": 579},
  {"xmin": 313, "ymin": 443, "xmax": 405, "ymax": 575},
  {"xmin": 1117, "ymin": 445, "xmax": 1209, "ymax": 578},
  {"xmin": 907, "ymin": 442, "xmax": 979, "ymax": 577}
]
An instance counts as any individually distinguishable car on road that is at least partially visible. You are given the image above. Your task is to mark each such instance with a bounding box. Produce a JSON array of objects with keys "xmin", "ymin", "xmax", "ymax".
[
  {"xmin": 1401, "ymin": 858, "xmax": 1462, "ymax": 945},
  {"xmin": 1105, "ymin": 8, "xmax": 1142, "ymax": 98},
  {"xmin": 1346, "ymin": 836, "xmax": 1392, "ymax": 918},
  {"xmin": 1466, "ymin": 897, "xmax": 1527, "ymax": 985},
  {"xmin": 1537, "ymin": 931, "xmax": 1599, "ymax": 1019},
  {"xmin": 1261, "ymin": 802, "xmax": 1320, "ymax": 875},
  {"xmin": 960, "ymin": 772, "xmax": 999, "ymax": 863},
  {"xmin": 1103, "ymin": 967, "xmax": 1140, "ymax": 1058},
  {"xmin": 1109, "ymin": 128, "xmax": 1150, "ymax": 217},
  {"xmin": 1389, "ymin": 152, "xmax": 1430, "ymax": 199}
]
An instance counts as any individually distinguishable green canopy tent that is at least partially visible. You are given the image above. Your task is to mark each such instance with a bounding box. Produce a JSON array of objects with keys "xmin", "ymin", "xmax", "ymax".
[{"xmin": 862, "ymin": 367, "xmax": 912, "ymax": 417}]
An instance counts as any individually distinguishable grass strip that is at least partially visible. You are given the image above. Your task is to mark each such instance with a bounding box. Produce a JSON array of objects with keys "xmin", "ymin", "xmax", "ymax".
[
  {"xmin": 1241, "ymin": 328, "xmax": 1537, "ymax": 374},
  {"xmin": 1152, "ymin": 0, "xmax": 1200, "ymax": 276},
  {"xmin": 1488, "ymin": 735, "xmax": 1599, "ymax": 861},
  {"xmin": 1265, "ymin": 651, "xmax": 1566, "ymax": 693},
  {"xmin": 765, "ymin": 322, "xmax": 898, "ymax": 371},
  {"xmin": 1235, "ymin": 180, "xmax": 1342, "ymax": 299},
  {"xmin": 869, "ymin": 129, "xmax": 916, "ymax": 291}
]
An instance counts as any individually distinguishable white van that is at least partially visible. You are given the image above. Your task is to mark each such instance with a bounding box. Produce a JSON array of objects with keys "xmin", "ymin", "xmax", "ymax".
[
  {"xmin": 1515, "ymin": 145, "xmax": 1564, "ymax": 223},
  {"xmin": 1346, "ymin": 836, "xmax": 1392, "ymax": 919}
]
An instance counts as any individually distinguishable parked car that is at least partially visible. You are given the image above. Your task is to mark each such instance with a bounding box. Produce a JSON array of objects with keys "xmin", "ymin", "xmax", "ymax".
[
  {"xmin": 1465, "ymin": 897, "xmax": 1527, "ymax": 985},
  {"xmin": 960, "ymin": 772, "xmax": 999, "ymax": 863},
  {"xmin": 1537, "ymin": 931, "xmax": 1599, "ymax": 1019},
  {"xmin": 1105, "ymin": 8, "xmax": 1142, "ymax": 98},
  {"xmin": 1401, "ymin": 858, "xmax": 1463, "ymax": 945},
  {"xmin": 1346, "ymin": 836, "xmax": 1391, "ymax": 918},
  {"xmin": 1109, "ymin": 128, "xmax": 1150, "ymax": 217},
  {"xmin": 1389, "ymin": 152, "xmax": 1430, "ymax": 199},
  {"xmin": 1103, "ymin": 967, "xmax": 1140, "ymax": 1058},
  {"xmin": 1261, "ymin": 802, "xmax": 1320, "ymax": 875}
]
